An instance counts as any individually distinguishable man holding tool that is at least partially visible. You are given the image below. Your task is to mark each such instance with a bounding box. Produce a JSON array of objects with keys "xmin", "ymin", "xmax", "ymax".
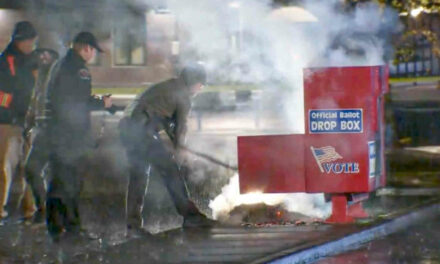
[{"xmin": 119, "ymin": 63, "xmax": 216, "ymax": 236}]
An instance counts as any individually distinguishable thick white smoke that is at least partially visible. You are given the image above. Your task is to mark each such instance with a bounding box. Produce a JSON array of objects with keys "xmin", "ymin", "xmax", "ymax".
[
  {"xmin": 209, "ymin": 174, "xmax": 330, "ymax": 220},
  {"xmin": 144, "ymin": 0, "xmax": 400, "ymax": 219},
  {"xmin": 156, "ymin": 0, "xmax": 400, "ymax": 131}
]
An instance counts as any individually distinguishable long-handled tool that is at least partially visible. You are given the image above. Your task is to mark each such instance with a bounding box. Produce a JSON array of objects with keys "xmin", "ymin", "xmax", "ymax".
[{"xmin": 181, "ymin": 145, "xmax": 238, "ymax": 171}]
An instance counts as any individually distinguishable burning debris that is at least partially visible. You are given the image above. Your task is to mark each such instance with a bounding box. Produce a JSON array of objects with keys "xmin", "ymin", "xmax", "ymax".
[
  {"xmin": 209, "ymin": 174, "xmax": 331, "ymax": 224},
  {"xmin": 226, "ymin": 203, "xmax": 323, "ymax": 227}
]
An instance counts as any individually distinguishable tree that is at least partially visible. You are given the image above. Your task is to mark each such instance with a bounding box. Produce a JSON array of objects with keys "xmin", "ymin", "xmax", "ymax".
[
  {"xmin": 346, "ymin": 0, "xmax": 440, "ymax": 74},
  {"xmin": 377, "ymin": 0, "xmax": 440, "ymax": 13}
]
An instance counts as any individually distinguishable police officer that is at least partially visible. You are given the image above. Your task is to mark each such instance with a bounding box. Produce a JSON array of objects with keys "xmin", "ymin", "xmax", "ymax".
[
  {"xmin": 45, "ymin": 32, "xmax": 111, "ymax": 240},
  {"xmin": 119, "ymin": 63, "xmax": 216, "ymax": 236},
  {"xmin": 23, "ymin": 49, "xmax": 59, "ymax": 223},
  {"xmin": 0, "ymin": 21, "xmax": 38, "ymax": 220}
]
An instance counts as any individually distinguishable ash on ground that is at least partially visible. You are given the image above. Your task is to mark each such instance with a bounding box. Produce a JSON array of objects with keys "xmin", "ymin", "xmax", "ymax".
[{"xmin": 219, "ymin": 203, "xmax": 324, "ymax": 227}]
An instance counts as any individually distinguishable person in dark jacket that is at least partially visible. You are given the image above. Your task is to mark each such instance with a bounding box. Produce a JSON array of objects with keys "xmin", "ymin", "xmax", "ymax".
[
  {"xmin": 0, "ymin": 21, "xmax": 38, "ymax": 220},
  {"xmin": 119, "ymin": 63, "xmax": 216, "ymax": 237},
  {"xmin": 45, "ymin": 32, "xmax": 111, "ymax": 240},
  {"xmin": 23, "ymin": 49, "xmax": 59, "ymax": 223}
]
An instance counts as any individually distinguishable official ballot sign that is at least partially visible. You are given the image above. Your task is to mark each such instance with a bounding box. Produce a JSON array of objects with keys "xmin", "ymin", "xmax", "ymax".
[{"xmin": 309, "ymin": 109, "xmax": 363, "ymax": 134}]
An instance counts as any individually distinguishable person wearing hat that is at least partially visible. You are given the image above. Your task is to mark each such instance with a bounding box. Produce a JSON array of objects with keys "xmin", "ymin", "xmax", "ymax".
[
  {"xmin": 0, "ymin": 21, "xmax": 38, "ymax": 220},
  {"xmin": 119, "ymin": 63, "xmax": 216, "ymax": 237},
  {"xmin": 45, "ymin": 32, "xmax": 111, "ymax": 240}
]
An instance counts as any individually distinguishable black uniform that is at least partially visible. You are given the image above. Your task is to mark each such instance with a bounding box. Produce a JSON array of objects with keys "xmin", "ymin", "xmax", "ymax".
[
  {"xmin": 0, "ymin": 43, "xmax": 36, "ymax": 126},
  {"xmin": 119, "ymin": 77, "xmax": 201, "ymax": 230},
  {"xmin": 45, "ymin": 49, "xmax": 104, "ymax": 238}
]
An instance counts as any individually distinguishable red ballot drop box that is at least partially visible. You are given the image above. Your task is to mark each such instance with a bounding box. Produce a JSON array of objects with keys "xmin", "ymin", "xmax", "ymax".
[{"xmin": 238, "ymin": 66, "xmax": 388, "ymax": 223}]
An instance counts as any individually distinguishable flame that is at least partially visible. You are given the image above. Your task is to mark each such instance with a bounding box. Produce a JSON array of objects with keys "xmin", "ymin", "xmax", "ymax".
[
  {"xmin": 209, "ymin": 173, "xmax": 331, "ymax": 220},
  {"xmin": 209, "ymin": 175, "xmax": 286, "ymax": 219}
]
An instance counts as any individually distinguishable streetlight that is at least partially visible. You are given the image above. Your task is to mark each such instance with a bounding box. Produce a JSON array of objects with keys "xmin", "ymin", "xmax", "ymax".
[
  {"xmin": 229, "ymin": 1, "xmax": 241, "ymax": 9},
  {"xmin": 228, "ymin": 1, "xmax": 242, "ymax": 56},
  {"xmin": 410, "ymin": 7, "xmax": 424, "ymax": 18}
]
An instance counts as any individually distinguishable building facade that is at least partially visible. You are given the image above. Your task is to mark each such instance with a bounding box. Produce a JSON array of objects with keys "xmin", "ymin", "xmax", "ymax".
[{"xmin": 0, "ymin": 0, "xmax": 179, "ymax": 87}]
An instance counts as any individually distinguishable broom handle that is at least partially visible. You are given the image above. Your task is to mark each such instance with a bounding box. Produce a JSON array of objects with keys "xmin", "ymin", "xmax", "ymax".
[{"xmin": 180, "ymin": 145, "xmax": 238, "ymax": 171}]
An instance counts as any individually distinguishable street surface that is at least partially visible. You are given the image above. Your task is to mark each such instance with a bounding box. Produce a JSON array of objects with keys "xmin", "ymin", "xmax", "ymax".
[
  {"xmin": 0, "ymin": 192, "xmax": 435, "ymax": 263},
  {"xmin": 316, "ymin": 216, "xmax": 440, "ymax": 264}
]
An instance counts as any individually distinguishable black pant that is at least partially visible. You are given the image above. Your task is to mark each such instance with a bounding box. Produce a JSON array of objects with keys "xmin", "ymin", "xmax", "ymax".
[
  {"xmin": 125, "ymin": 134, "xmax": 199, "ymax": 229},
  {"xmin": 46, "ymin": 142, "xmax": 85, "ymax": 239},
  {"xmin": 46, "ymin": 197, "xmax": 80, "ymax": 238},
  {"xmin": 24, "ymin": 128, "xmax": 49, "ymax": 211}
]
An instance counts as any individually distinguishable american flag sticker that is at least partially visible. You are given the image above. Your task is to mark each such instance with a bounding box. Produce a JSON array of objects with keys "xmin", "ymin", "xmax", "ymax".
[{"xmin": 311, "ymin": 146, "xmax": 343, "ymax": 172}]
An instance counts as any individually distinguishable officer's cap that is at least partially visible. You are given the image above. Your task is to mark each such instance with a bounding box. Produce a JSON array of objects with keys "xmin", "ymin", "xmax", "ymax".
[
  {"xmin": 12, "ymin": 21, "xmax": 37, "ymax": 41},
  {"xmin": 73, "ymin": 32, "xmax": 103, "ymax": 52},
  {"xmin": 180, "ymin": 63, "xmax": 207, "ymax": 87}
]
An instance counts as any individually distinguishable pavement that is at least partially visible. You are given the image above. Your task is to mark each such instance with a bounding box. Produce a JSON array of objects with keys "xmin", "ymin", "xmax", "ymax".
[
  {"xmin": 390, "ymin": 80, "xmax": 440, "ymax": 102},
  {"xmin": 0, "ymin": 188, "xmax": 438, "ymax": 263},
  {"xmin": 315, "ymin": 215, "xmax": 440, "ymax": 263}
]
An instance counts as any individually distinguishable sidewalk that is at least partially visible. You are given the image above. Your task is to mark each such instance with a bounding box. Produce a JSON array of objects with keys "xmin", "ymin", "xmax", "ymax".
[
  {"xmin": 390, "ymin": 80, "xmax": 440, "ymax": 102},
  {"xmin": 0, "ymin": 191, "xmax": 438, "ymax": 263}
]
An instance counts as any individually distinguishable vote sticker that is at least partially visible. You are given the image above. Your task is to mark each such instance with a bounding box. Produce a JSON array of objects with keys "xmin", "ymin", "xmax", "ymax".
[{"xmin": 309, "ymin": 109, "xmax": 363, "ymax": 134}]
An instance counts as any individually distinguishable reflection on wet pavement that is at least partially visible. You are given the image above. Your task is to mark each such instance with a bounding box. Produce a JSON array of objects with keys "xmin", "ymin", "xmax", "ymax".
[
  {"xmin": 316, "ymin": 216, "xmax": 440, "ymax": 264},
  {"xmin": 0, "ymin": 195, "xmax": 435, "ymax": 263}
]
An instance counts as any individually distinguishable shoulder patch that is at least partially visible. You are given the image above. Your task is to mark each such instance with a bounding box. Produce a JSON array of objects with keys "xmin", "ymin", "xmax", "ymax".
[
  {"xmin": 7, "ymin": 56, "xmax": 15, "ymax": 76},
  {"xmin": 78, "ymin": 68, "xmax": 91, "ymax": 80}
]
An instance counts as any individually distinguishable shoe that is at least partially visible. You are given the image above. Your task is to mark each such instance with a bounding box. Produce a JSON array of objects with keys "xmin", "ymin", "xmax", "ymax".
[
  {"xmin": 49, "ymin": 229, "xmax": 65, "ymax": 243},
  {"xmin": 183, "ymin": 213, "xmax": 218, "ymax": 228},
  {"xmin": 56, "ymin": 228, "xmax": 99, "ymax": 244},
  {"xmin": 126, "ymin": 226, "xmax": 154, "ymax": 239},
  {"xmin": 79, "ymin": 228, "xmax": 100, "ymax": 240},
  {"xmin": 0, "ymin": 210, "xmax": 8, "ymax": 219},
  {"xmin": 32, "ymin": 209, "xmax": 45, "ymax": 224},
  {"xmin": 21, "ymin": 209, "xmax": 45, "ymax": 225}
]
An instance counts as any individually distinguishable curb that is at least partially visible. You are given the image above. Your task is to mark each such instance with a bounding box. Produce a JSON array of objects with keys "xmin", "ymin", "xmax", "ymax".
[
  {"xmin": 257, "ymin": 202, "xmax": 440, "ymax": 264},
  {"xmin": 390, "ymin": 81, "xmax": 437, "ymax": 88}
]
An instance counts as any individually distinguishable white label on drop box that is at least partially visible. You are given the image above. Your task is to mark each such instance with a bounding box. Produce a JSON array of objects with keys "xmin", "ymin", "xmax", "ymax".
[{"xmin": 309, "ymin": 109, "xmax": 363, "ymax": 134}]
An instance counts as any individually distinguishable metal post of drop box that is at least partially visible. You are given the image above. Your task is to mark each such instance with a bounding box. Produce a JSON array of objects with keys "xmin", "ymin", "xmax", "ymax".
[{"xmin": 325, "ymin": 193, "xmax": 369, "ymax": 224}]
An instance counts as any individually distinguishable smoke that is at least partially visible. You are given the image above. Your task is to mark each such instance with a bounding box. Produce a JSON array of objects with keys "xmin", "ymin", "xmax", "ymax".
[
  {"xmin": 151, "ymin": 0, "xmax": 400, "ymax": 219},
  {"xmin": 141, "ymin": 0, "xmax": 401, "ymax": 138},
  {"xmin": 209, "ymin": 174, "xmax": 330, "ymax": 221}
]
